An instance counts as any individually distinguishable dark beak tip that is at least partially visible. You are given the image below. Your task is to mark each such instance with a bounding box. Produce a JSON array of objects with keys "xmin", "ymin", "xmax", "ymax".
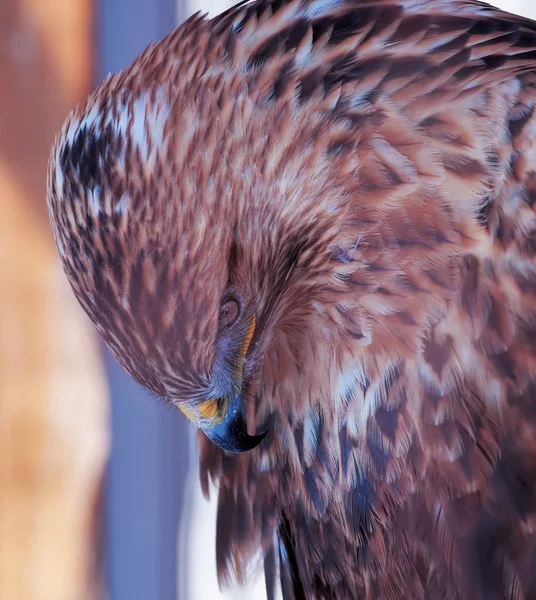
[
  {"xmin": 222, "ymin": 427, "xmax": 268, "ymax": 454},
  {"xmin": 203, "ymin": 393, "xmax": 269, "ymax": 453},
  {"xmin": 250, "ymin": 428, "xmax": 269, "ymax": 447},
  {"xmin": 205, "ymin": 424, "xmax": 269, "ymax": 454}
]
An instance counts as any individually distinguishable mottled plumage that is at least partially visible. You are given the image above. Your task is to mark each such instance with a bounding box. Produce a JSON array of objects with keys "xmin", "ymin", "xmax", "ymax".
[{"xmin": 47, "ymin": 0, "xmax": 536, "ymax": 597}]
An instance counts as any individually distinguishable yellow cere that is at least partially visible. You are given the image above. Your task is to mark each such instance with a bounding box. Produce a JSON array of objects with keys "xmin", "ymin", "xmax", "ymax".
[
  {"xmin": 241, "ymin": 314, "xmax": 257, "ymax": 358},
  {"xmin": 178, "ymin": 403, "xmax": 198, "ymax": 424},
  {"xmin": 199, "ymin": 398, "xmax": 221, "ymax": 420}
]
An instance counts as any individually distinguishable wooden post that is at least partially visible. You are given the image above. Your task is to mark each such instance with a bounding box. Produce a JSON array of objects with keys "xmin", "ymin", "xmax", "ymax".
[{"xmin": 0, "ymin": 1, "xmax": 109, "ymax": 599}]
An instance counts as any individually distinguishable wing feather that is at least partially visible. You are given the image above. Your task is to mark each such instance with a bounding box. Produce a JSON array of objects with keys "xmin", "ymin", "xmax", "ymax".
[{"xmin": 197, "ymin": 1, "xmax": 536, "ymax": 597}]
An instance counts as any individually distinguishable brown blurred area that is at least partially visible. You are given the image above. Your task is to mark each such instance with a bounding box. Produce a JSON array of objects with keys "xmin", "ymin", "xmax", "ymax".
[{"xmin": 0, "ymin": 1, "xmax": 109, "ymax": 599}]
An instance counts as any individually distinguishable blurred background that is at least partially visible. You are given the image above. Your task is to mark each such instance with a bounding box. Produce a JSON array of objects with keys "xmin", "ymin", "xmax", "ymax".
[{"xmin": 0, "ymin": 0, "xmax": 534, "ymax": 599}]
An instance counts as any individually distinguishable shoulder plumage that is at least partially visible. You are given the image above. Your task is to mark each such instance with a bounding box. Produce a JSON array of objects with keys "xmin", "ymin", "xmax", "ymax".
[
  {"xmin": 196, "ymin": 1, "xmax": 536, "ymax": 598},
  {"xmin": 206, "ymin": 0, "xmax": 536, "ymax": 106}
]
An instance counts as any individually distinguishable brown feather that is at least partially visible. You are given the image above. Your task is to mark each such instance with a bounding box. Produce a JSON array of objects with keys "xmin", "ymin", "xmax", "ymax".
[{"xmin": 47, "ymin": 1, "xmax": 536, "ymax": 598}]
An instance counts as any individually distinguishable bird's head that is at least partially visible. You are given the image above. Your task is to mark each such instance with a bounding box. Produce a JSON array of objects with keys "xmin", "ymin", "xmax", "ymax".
[{"xmin": 46, "ymin": 15, "xmax": 353, "ymax": 453}]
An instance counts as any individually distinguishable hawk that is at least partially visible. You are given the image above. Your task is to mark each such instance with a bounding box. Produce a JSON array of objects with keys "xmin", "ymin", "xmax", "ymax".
[{"xmin": 47, "ymin": 0, "xmax": 536, "ymax": 597}]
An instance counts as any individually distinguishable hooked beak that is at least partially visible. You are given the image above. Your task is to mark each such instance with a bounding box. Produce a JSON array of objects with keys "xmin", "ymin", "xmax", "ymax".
[
  {"xmin": 179, "ymin": 390, "xmax": 267, "ymax": 453},
  {"xmin": 198, "ymin": 392, "xmax": 267, "ymax": 452},
  {"xmin": 177, "ymin": 314, "xmax": 267, "ymax": 453}
]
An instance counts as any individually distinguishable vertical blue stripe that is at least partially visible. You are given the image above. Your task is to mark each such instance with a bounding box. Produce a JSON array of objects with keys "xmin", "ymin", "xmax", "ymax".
[{"xmin": 96, "ymin": 1, "xmax": 190, "ymax": 598}]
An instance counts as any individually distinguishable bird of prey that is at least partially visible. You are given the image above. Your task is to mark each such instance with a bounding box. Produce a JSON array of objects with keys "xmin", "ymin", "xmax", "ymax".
[{"xmin": 47, "ymin": 0, "xmax": 536, "ymax": 597}]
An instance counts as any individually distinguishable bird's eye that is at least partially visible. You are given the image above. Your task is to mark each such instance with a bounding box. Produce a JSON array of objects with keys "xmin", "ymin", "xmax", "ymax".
[{"xmin": 219, "ymin": 298, "xmax": 240, "ymax": 329}]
